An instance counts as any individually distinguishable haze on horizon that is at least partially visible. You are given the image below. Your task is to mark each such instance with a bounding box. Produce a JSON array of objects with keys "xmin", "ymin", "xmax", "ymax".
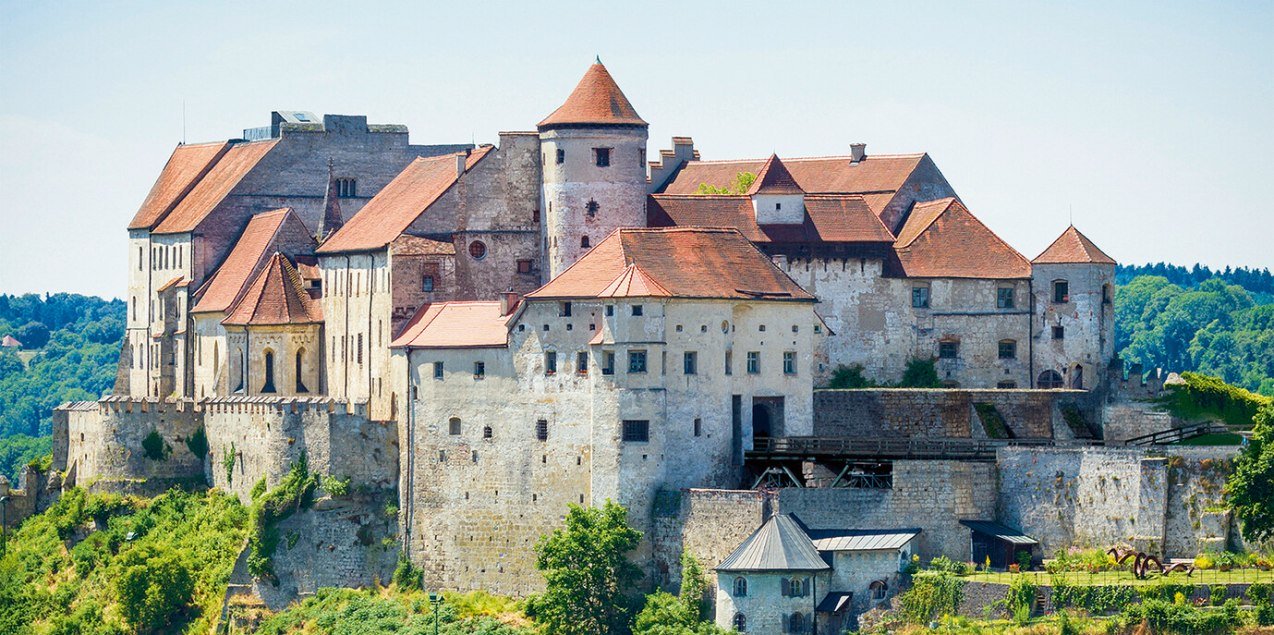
[{"xmin": 1, "ymin": 0, "xmax": 1270, "ymax": 299}]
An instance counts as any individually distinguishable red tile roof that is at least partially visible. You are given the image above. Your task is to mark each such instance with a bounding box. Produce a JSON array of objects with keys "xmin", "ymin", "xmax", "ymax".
[
  {"xmin": 155, "ymin": 276, "xmax": 189, "ymax": 293},
  {"xmin": 128, "ymin": 141, "xmax": 231, "ymax": 230},
  {"xmin": 647, "ymin": 194, "xmax": 894, "ymax": 244},
  {"xmin": 193, "ymin": 209, "xmax": 313, "ymax": 314},
  {"xmin": 527, "ymin": 228, "xmax": 815, "ymax": 301},
  {"xmin": 1033, "ymin": 226, "xmax": 1116, "ymax": 265},
  {"xmin": 1, "ymin": 335, "xmax": 22, "ymax": 348},
  {"xmin": 659, "ymin": 153, "xmax": 929, "ymax": 214},
  {"xmin": 389, "ymin": 234, "xmax": 457, "ymax": 256},
  {"xmin": 747, "ymin": 154, "xmax": 804, "ymax": 195},
  {"xmin": 390, "ymin": 302, "xmax": 509, "ymax": 349},
  {"xmin": 222, "ymin": 253, "xmax": 324, "ymax": 326},
  {"xmin": 538, "ymin": 62, "xmax": 647, "ymax": 129},
  {"xmin": 598, "ymin": 264, "xmax": 671, "ymax": 298},
  {"xmin": 891, "ymin": 198, "xmax": 1032, "ymax": 279},
  {"xmin": 152, "ymin": 139, "xmax": 280, "ymax": 234},
  {"xmin": 317, "ymin": 148, "xmax": 491, "ymax": 254}
]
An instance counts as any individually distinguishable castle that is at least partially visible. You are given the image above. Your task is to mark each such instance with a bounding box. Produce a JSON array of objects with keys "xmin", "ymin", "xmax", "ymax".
[{"xmin": 38, "ymin": 61, "xmax": 1240, "ymax": 632}]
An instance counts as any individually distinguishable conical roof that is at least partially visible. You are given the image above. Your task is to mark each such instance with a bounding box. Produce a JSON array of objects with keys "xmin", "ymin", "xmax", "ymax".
[
  {"xmin": 716, "ymin": 514, "xmax": 830, "ymax": 572},
  {"xmin": 223, "ymin": 253, "xmax": 323, "ymax": 326},
  {"xmin": 538, "ymin": 62, "xmax": 647, "ymax": 129},
  {"xmin": 1033, "ymin": 225, "xmax": 1115, "ymax": 265},
  {"xmin": 747, "ymin": 154, "xmax": 804, "ymax": 196}
]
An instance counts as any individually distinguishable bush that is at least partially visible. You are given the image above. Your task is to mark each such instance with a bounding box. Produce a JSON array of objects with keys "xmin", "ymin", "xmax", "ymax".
[
  {"xmin": 826, "ymin": 364, "xmax": 875, "ymax": 389},
  {"xmin": 1050, "ymin": 580, "xmax": 1139, "ymax": 614},
  {"xmin": 1164, "ymin": 372, "xmax": 1271, "ymax": 427},
  {"xmin": 249, "ymin": 477, "xmax": 267, "ymax": 501},
  {"xmin": 927, "ymin": 555, "xmax": 971, "ymax": 575},
  {"xmin": 116, "ymin": 545, "xmax": 195, "ymax": 633},
  {"xmin": 221, "ymin": 443, "xmax": 236, "ymax": 486},
  {"xmin": 248, "ymin": 454, "xmax": 319, "ymax": 579},
  {"xmin": 184, "ymin": 427, "xmax": 208, "ymax": 459},
  {"xmin": 899, "ymin": 358, "xmax": 942, "ymax": 388},
  {"xmin": 1194, "ymin": 552, "xmax": 1215, "ymax": 570},
  {"xmin": 141, "ymin": 429, "xmax": 168, "ymax": 461},
  {"xmin": 1117, "ymin": 597, "xmax": 1241, "ymax": 634},
  {"xmin": 897, "ymin": 572, "xmax": 964, "ymax": 624},
  {"xmin": 321, "ymin": 474, "xmax": 351, "ymax": 498},
  {"xmin": 1005, "ymin": 575, "xmax": 1036, "ymax": 624},
  {"xmin": 393, "ymin": 556, "xmax": 423, "ymax": 590}
]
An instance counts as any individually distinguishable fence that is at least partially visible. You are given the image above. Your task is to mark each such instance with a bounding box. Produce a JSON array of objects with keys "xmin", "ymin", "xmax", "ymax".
[{"xmin": 963, "ymin": 566, "xmax": 1274, "ymax": 588}]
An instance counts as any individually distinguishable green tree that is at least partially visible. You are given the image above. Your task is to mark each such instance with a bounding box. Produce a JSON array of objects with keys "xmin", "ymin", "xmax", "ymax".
[
  {"xmin": 899, "ymin": 358, "xmax": 941, "ymax": 388},
  {"xmin": 528, "ymin": 500, "xmax": 643, "ymax": 635},
  {"xmin": 1227, "ymin": 404, "xmax": 1274, "ymax": 542},
  {"xmin": 694, "ymin": 172, "xmax": 756, "ymax": 195},
  {"xmin": 116, "ymin": 545, "xmax": 196, "ymax": 633},
  {"xmin": 633, "ymin": 554, "xmax": 729, "ymax": 635},
  {"xmin": 14, "ymin": 321, "xmax": 50, "ymax": 349}
]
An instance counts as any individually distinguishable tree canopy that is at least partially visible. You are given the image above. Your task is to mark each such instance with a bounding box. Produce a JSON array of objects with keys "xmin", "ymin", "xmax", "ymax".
[{"xmin": 1226, "ymin": 404, "xmax": 1274, "ymax": 543}]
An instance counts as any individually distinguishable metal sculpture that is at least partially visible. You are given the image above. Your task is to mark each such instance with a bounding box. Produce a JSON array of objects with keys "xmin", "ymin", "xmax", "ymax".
[{"xmin": 1106, "ymin": 547, "xmax": 1195, "ymax": 579}]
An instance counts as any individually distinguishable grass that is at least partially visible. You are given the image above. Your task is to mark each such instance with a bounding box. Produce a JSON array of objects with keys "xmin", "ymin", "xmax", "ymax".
[
  {"xmin": 964, "ymin": 568, "xmax": 1274, "ymax": 586},
  {"xmin": 1175, "ymin": 432, "xmax": 1246, "ymax": 446},
  {"xmin": 247, "ymin": 587, "xmax": 533, "ymax": 635}
]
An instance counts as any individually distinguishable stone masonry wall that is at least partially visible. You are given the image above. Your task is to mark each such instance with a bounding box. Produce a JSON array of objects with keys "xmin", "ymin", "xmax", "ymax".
[
  {"xmin": 814, "ymin": 389, "xmax": 1086, "ymax": 439},
  {"xmin": 56, "ymin": 398, "xmax": 205, "ymax": 493}
]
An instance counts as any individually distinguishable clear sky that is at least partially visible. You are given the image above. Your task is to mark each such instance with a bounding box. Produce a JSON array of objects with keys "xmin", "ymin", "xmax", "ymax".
[{"xmin": 1, "ymin": 1, "xmax": 1270, "ymax": 299}]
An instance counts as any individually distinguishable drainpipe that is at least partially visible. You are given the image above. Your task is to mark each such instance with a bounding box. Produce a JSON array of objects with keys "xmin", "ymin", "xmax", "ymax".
[
  {"xmin": 367, "ymin": 254, "xmax": 375, "ymax": 414},
  {"xmin": 343, "ymin": 255, "xmax": 351, "ymax": 400},
  {"xmin": 403, "ymin": 347, "xmax": 415, "ymax": 555},
  {"xmin": 1027, "ymin": 279, "xmax": 1035, "ymax": 388}
]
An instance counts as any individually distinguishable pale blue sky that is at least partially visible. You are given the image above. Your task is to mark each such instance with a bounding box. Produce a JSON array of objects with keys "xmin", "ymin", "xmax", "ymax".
[{"xmin": 1, "ymin": 1, "xmax": 1270, "ymax": 298}]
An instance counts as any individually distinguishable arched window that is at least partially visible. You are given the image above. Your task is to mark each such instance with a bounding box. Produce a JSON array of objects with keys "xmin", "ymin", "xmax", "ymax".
[
  {"xmin": 262, "ymin": 349, "xmax": 277, "ymax": 393},
  {"xmin": 733, "ymin": 576, "xmax": 747, "ymax": 597},
  {"xmin": 789, "ymin": 612, "xmax": 804, "ymax": 632},
  {"xmin": 732, "ymin": 613, "xmax": 747, "ymax": 631},
  {"xmin": 1071, "ymin": 364, "xmax": 1084, "ymax": 389},
  {"xmin": 1038, "ymin": 370, "xmax": 1064, "ymax": 389},
  {"xmin": 580, "ymin": 235, "xmax": 590, "ymax": 249},
  {"xmin": 449, "ymin": 418, "xmax": 462, "ymax": 435},
  {"xmin": 1102, "ymin": 283, "xmax": 1112, "ymax": 304},
  {"xmin": 295, "ymin": 349, "xmax": 308, "ymax": 393},
  {"xmin": 870, "ymin": 579, "xmax": 888, "ymax": 601}
]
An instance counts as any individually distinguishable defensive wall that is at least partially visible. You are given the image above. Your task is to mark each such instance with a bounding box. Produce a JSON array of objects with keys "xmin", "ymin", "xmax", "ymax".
[{"xmin": 813, "ymin": 388, "xmax": 1100, "ymax": 440}]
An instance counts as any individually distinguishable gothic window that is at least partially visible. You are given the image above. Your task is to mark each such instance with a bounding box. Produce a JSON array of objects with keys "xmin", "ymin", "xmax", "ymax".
[
  {"xmin": 999, "ymin": 340, "xmax": 1017, "ymax": 359},
  {"xmin": 449, "ymin": 417, "xmax": 461, "ymax": 435},
  {"xmin": 295, "ymin": 349, "xmax": 308, "ymax": 393},
  {"xmin": 1038, "ymin": 370, "xmax": 1064, "ymax": 389},
  {"xmin": 997, "ymin": 286, "xmax": 1015, "ymax": 309},
  {"xmin": 261, "ymin": 349, "xmax": 277, "ymax": 393},
  {"xmin": 536, "ymin": 419, "xmax": 549, "ymax": 441},
  {"xmin": 586, "ymin": 199, "xmax": 599, "ymax": 217},
  {"xmin": 733, "ymin": 577, "xmax": 748, "ymax": 597},
  {"xmin": 733, "ymin": 613, "xmax": 747, "ymax": 631},
  {"xmin": 939, "ymin": 340, "xmax": 959, "ymax": 359},
  {"xmin": 468, "ymin": 241, "xmax": 487, "ymax": 260},
  {"xmin": 622, "ymin": 420, "xmax": 649, "ymax": 443},
  {"xmin": 580, "ymin": 236, "xmax": 590, "ymax": 248},
  {"xmin": 594, "ymin": 147, "xmax": 610, "ymax": 167},
  {"xmin": 1053, "ymin": 280, "xmax": 1070, "ymax": 303}
]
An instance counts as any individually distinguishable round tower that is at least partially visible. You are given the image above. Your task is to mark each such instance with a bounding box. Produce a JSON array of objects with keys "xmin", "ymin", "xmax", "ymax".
[{"xmin": 538, "ymin": 60, "xmax": 649, "ymax": 278}]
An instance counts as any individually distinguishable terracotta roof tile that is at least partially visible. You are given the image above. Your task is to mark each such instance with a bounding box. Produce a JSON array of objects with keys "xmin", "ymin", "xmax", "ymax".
[
  {"xmin": 648, "ymin": 194, "xmax": 894, "ymax": 244},
  {"xmin": 2, "ymin": 335, "xmax": 22, "ymax": 348},
  {"xmin": 155, "ymin": 276, "xmax": 189, "ymax": 293},
  {"xmin": 538, "ymin": 62, "xmax": 647, "ymax": 128},
  {"xmin": 598, "ymin": 264, "xmax": 671, "ymax": 298},
  {"xmin": 192, "ymin": 209, "xmax": 314, "ymax": 314},
  {"xmin": 222, "ymin": 253, "xmax": 323, "ymax": 326},
  {"xmin": 528, "ymin": 228, "xmax": 814, "ymax": 301},
  {"xmin": 317, "ymin": 148, "xmax": 491, "ymax": 254},
  {"xmin": 389, "ymin": 234, "xmax": 457, "ymax": 256},
  {"xmin": 152, "ymin": 139, "xmax": 280, "ymax": 234},
  {"xmin": 746, "ymin": 154, "xmax": 804, "ymax": 195},
  {"xmin": 890, "ymin": 198, "xmax": 1032, "ymax": 279},
  {"xmin": 390, "ymin": 302, "xmax": 509, "ymax": 349},
  {"xmin": 128, "ymin": 142, "xmax": 231, "ymax": 230},
  {"xmin": 1033, "ymin": 226, "xmax": 1116, "ymax": 265}
]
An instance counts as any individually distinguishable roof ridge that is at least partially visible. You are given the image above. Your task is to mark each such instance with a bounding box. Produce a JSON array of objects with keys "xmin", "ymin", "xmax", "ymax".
[
  {"xmin": 686, "ymin": 152, "xmax": 926, "ymax": 165},
  {"xmin": 894, "ymin": 197, "xmax": 957, "ymax": 248}
]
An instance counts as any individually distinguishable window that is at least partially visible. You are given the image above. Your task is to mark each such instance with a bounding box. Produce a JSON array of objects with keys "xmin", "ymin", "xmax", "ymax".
[
  {"xmin": 448, "ymin": 418, "xmax": 461, "ymax": 435},
  {"xmin": 357, "ymin": 333, "xmax": 364, "ymax": 365},
  {"xmin": 782, "ymin": 577, "xmax": 809, "ymax": 597},
  {"xmin": 138, "ymin": 247, "xmax": 143, "ymax": 270},
  {"xmin": 586, "ymin": 199, "xmax": 599, "ymax": 217},
  {"xmin": 560, "ymin": 302, "xmax": 572, "ymax": 317},
  {"xmin": 1038, "ymin": 370, "xmax": 1064, "ymax": 389},
  {"xmin": 580, "ymin": 236, "xmax": 590, "ymax": 248},
  {"xmin": 594, "ymin": 147, "xmax": 610, "ymax": 167},
  {"xmin": 783, "ymin": 351, "xmax": 796, "ymax": 375},
  {"xmin": 517, "ymin": 259, "xmax": 533, "ymax": 274},
  {"xmin": 468, "ymin": 241, "xmax": 487, "ymax": 260},
  {"xmin": 724, "ymin": 350, "xmax": 733, "ymax": 375},
  {"xmin": 733, "ymin": 613, "xmax": 747, "ymax": 632},
  {"xmin": 870, "ymin": 580, "xmax": 888, "ymax": 601},
  {"xmin": 336, "ymin": 178, "xmax": 357, "ymax": 197},
  {"xmin": 1102, "ymin": 283, "xmax": 1112, "ymax": 304},
  {"xmin": 997, "ymin": 287, "xmax": 1015, "ymax": 309},
  {"xmin": 1053, "ymin": 280, "xmax": 1069, "ymax": 303},
  {"xmin": 998, "ymin": 381, "xmax": 1018, "ymax": 389},
  {"xmin": 999, "ymin": 340, "xmax": 1017, "ymax": 360},
  {"xmin": 939, "ymin": 340, "xmax": 959, "ymax": 359},
  {"xmin": 536, "ymin": 419, "xmax": 549, "ymax": 441},
  {"xmin": 789, "ymin": 613, "xmax": 805, "ymax": 632},
  {"xmin": 295, "ymin": 350, "xmax": 308, "ymax": 393},
  {"xmin": 473, "ymin": 361, "xmax": 485, "ymax": 378},
  {"xmin": 555, "ymin": 148, "xmax": 565, "ymax": 164},
  {"xmin": 746, "ymin": 351, "xmax": 760, "ymax": 374},
  {"xmin": 683, "ymin": 351, "xmax": 697, "ymax": 375},
  {"xmin": 483, "ymin": 426, "xmax": 493, "ymax": 439},
  {"xmin": 631, "ymin": 304, "xmax": 643, "ymax": 316},
  {"xmin": 422, "ymin": 275, "xmax": 435, "ymax": 292},
  {"xmin": 775, "ymin": 202, "xmax": 782, "ymax": 211},
  {"xmin": 628, "ymin": 350, "xmax": 647, "ymax": 373},
  {"xmin": 693, "ymin": 418, "xmax": 702, "ymax": 437},
  {"xmin": 545, "ymin": 351, "xmax": 557, "ymax": 375},
  {"xmin": 912, "ymin": 286, "xmax": 930, "ymax": 308},
  {"xmin": 576, "ymin": 351, "xmax": 588, "ymax": 375},
  {"xmin": 261, "ymin": 350, "xmax": 277, "ymax": 393},
  {"xmin": 602, "ymin": 351, "xmax": 615, "ymax": 375},
  {"xmin": 605, "ymin": 305, "xmax": 614, "ymax": 317},
  {"xmin": 1053, "ymin": 325, "xmax": 1065, "ymax": 340},
  {"xmin": 433, "ymin": 361, "xmax": 444, "ymax": 379},
  {"xmin": 622, "ymin": 420, "xmax": 649, "ymax": 442}
]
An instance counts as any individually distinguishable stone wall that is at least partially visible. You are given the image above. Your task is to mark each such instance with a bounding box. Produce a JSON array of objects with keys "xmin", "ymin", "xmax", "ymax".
[
  {"xmin": 813, "ymin": 389, "xmax": 1093, "ymax": 439},
  {"xmin": 55, "ymin": 398, "xmax": 205, "ymax": 493}
]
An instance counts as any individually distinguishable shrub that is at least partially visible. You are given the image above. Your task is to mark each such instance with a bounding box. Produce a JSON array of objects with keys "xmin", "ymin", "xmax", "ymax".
[
  {"xmin": 321, "ymin": 474, "xmax": 350, "ymax": 498},
  {"xmin": 1164, "ymin": 371, "xmax": 1271, "ymax": 427},
  {"xmin": 1194, "ymin": 552, "xmax": 1215, "ymax": 570},
  {"xmin": 184, "ymin": 427, "xmax": 208, "ymax": 459},
  {"xmin": 1016, "ymin": 550, "xmax": 1033, "ymax": 571},
  {"xmin": 248, "ymin": 453, "xmax": 319, "ymax": 579},
  {"xmin": 1005, "ymin": 575, "xmax": 1036, "ymax": 624},
  {"xmin": 826, "ymin": 364, "xmax": 875, "ymax": 389},
  {"xmin": 1050, "ymin": 580, "xmax": 1139, "ymax": 614},
  {"xmin": 116, "ymin": 545, "xmax": 195, "ymax": 633},
  {"xmin": 897, "ymin": 572, "xmax": 964, "ymax": 624},
  {"xmin": 141, "ymin": 429, "xmax": 168, "ymax": 461},
  {"xmin": 221, "ymin": 443, "xmax": 236, "ymax": 486},
  {"xmin": 384, "ymin": 501, "xmax": 399, "ymax": 519},
  {"xmin": 392, "ymin": 556, "xmax": 423, "ymax": 590},
  {"xmin": 899, "ymin": 357, "xmax": 942, "ymax": 388},
  {"xmin": 249, "ymin": 477, "xmax": 267, "ymax": 501},
  {"xmin": 927, "ymin": 555, "xmax": 970, "ymax": 575},
  {"xmin": 1209, "ymin": 584, "xmax": 1227, "ymax": 606}
]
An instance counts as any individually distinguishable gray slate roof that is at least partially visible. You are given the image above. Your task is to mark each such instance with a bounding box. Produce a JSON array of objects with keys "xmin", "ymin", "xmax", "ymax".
[
  {"xmin": 960, "ymin": 520, "xmax": 1038, "ymax": 546},
  {"xmin": 716, "ymin": 514, "xmax": 831, "ymax": 572},
  {"xmin": 806, "ymin": 528, "xmax": 921, "ymax": 552}
]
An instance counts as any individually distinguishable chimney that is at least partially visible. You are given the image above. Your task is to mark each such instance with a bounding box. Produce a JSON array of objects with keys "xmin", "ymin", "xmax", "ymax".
[
  {"xmin": 850, "ymin": 143, "xmax": 867, "ymax": 163},
  {"xmin": 456, "ymin": 152, "xmax": 467, "ymax": 179},
  {"xmin": 499, "ymin": 291, "xmax": 521, "ymax": 317}
]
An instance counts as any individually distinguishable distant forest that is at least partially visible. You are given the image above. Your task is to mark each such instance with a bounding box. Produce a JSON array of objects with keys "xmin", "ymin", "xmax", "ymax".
[{"xmin": 1117, "ymin": 263, "xmax": 1274, "ymax": 303}]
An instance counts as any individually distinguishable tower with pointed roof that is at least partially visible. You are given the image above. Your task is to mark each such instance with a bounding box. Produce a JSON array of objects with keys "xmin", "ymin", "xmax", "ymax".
[
  {"xmin": 538, "ymin": 60, "xmax": 649, "ymax": 278},
  {"xmin": 1031, "ymin": 225, "xmax": 1116, "ymax": 390}
]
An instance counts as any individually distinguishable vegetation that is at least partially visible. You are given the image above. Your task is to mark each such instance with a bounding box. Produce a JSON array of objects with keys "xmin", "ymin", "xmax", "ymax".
[
  {"xmin": 0, "ymin": 433, "xmax": 51, "ymax": 482},
  {"xmin": 253, "ymin": 587, "xmax": 534, "ymax": 635},
  {"xmin": 0, "ymin": 487, "xmax": 248, "ymax": 634},
  {"xmin": 693, "ymin": 171, "xmax": 756, "ymax": 195},
  {"xmin": 975, "ymin": 403, "xmax": 1012, "ymax": 439},
  {"xmin": 1117, "ymin": 263, "xmax": 1274, "ymax": 303},
  {"xmin": 1227, "ymin": 403, "xmax": 1274, "ymax": 542},
  {"xmin": 1162, "ymin": 371, "xmax": 1271, "ymax": 427},
  {"xmin": 822, "ymin": 357, "xmax": 943, "ymax": 389},
  {"xmin": 898, "ymin": 571, "xmax": 966, "ymax": 623},
  {"xmin": 247, "ymin": 453, "xmax": 320, "ymax": 580},
  {"xmin": 1004, "ymin": 576, "xmax": 1036, "ymax": 624},
  {"xmin": 525, "ymin": 500, "xmax": 643, "ymax": 635},
  {"xmin": 632, "ymin": 554, "xmax": 729, "ymax": 634}
]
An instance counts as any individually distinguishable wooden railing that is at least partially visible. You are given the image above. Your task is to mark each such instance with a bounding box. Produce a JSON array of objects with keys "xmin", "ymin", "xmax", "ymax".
[
  {"xmin": 746, "ymin": 436, "xmax": 1080, "ymax": 461},
  {"xmin": 1120, "ymin": 421, "xmax": 1229, "ymax": 447}
]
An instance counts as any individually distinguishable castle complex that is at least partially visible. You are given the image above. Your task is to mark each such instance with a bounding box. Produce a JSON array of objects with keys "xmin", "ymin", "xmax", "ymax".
[{"xmin": 34, "ymin": 61, "xmax": 1241, "ymax": 632}]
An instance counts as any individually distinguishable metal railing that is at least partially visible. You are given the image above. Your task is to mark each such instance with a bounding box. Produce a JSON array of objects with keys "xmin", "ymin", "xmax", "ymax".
[
  {"xmin": 1121, "ymin": 421, "xmax": 1229, "ymax": 446},
  {"xmin": 961, "ymin": 566, "xmax": 1274, "ymax": 588}
]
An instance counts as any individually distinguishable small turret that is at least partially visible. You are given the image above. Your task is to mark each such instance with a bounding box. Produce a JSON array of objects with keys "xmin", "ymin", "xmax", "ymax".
[{"xmin": 1031, "ymin": 225, "xmax": 1116, "ymax": 390}]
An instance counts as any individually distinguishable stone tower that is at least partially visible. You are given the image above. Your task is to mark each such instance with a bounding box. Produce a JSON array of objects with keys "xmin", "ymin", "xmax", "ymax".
[
  {"xmin": 1031, "ymin": 225, "xmax": 1117, "ymax": 390},
  {"xmin": 538, "ymin": 60, "xmax": 649, "ymax": 278}
]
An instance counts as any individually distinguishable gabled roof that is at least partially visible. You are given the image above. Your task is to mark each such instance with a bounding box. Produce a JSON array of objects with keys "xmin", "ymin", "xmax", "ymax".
[
  {"xmin": 890, "ymin": 198, "xmax": 1032, "ymax": 279},
  {"xmin": 715, "ymin": 514, "xmax": 830, "ymax": 572},
  {"xmin": 390, "ymin": 302, "xmax": 509, "ymax": 349},
  {"xmin": 527, "ymin": 228, "xmax": 815, "ymax": 301},
  {"xmin": 1033, "ymin": 226, "xmax": 1116, "ymax": 265},
  {"xmin": 317, "ymin": 148, "xmax": 492, "ymax": 255},
  {"xmin": 747, "ymin": 154, "xmax": 804, "ymax": 196},
  {"xmin": 658, "ymin": 153, "xmax": 930, "ymax": 216},
  {"xmin": 222, "ymin": 254, "xmax": 323, "ymax": 326},
  {"xmin": 648, "ymin": 194, "xmax": 895, "ymax": 245},
  {"xmin": 598, "ymin": 264, "xmax": 671, "ymax": 298},
  {"xmin": 128, "ymin": 141, "xmax": 231, "ymax": 230},
  {"xmin": 1, "ymin": 335, "xmax": 22, "ymax": 348},
  {"xmin": 538, "ymin": 62, "xmax": 647, "ymax": 129},
  {"xmin": 960, "ymin": 520, "xmax": 1038, "ymax": 546},
  {"xmin": 805, "ymin": 528, "xmax": 921, "ymax": 552},
  {"xmin": 153, "ymin": 139, "xmax": 280, "ymax": 234},
  {"xmin": 193, "ymin": 209, "xmax": 314, "ymax": 314}
]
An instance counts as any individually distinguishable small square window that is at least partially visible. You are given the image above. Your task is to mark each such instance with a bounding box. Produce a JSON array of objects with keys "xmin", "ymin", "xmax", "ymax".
[
  {"xmin": 622, "ymin": 420, "xmax": 650, "ymax": 443},
  {"xmin": 517, "ymin": 259, "xmax": 533, "ymax": 274},
  {"xmin": 433, "ymin": 361, "xmax": 444, "ymax": 379},
  {"xmin": 746, "ymin": 351, "xmax": 760, "ymax": 374},
  {"xmin": 594, "ymin": 147, "xmax": 611, "ymax": 167},
  {"xmin": 545, "ymin": 351, "xmax": 557, "ymax": 375},
  {"xmin": 783, "ymin": 351, "xmax": 796, "ymax": 375},
  {"xmin": 580, "ymin": 236, "xmax": 590, "ymax": 248},
  {"xmin": 448, "ymin": 418, "xmax": 461, "ymax": 435},
  {"xmin": 483, "ymin": 426, "xmax": 492, "ymax": 439},
  {"xmin": 999, "ymin": 341, "xmax": 1017, "ymax": 359},
  {"xmin": 1053, "ymin": 325, "xmax": 1065, "ymax": 340},
  {"xmin": 997, "ymin": 287, "xmax": 1015, "ymax": 309},
  {"xmin": 631, "ymin": 305, "xmax": 643, "ymax": 316},
  {"xmin": 474, "ymin": 361, "xmax": 485, "ymax": 378},
  {"xmin": 912, "ymin": 286, "xmax": 930, "ymax": 309},
  {"xmin": 422, "ymin": 275, "xmax": 435, "ymax": 292},
  {"xmin": 683, "ymin": 351, "xmax": 698, "ymax": 375},
  {"xmin": 536, "ymin": 419, "xmax": 549, "ymax": 441},
  {"xmin": 939, "ymin": 341, "xmax": 959, "ymax": 359},
  {"xmin": 628, "ymin": 350, "xmax": 648, "ymax": 373},
  {"xmin": 577, "ymin": 351, "xmax": 589, "ymax": 375}
]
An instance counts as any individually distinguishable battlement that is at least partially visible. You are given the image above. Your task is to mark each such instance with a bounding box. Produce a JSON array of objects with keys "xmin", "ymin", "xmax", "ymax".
[{"xmin": 1106, "ymin": 359, "xmax": 1170, "ymax": 401}]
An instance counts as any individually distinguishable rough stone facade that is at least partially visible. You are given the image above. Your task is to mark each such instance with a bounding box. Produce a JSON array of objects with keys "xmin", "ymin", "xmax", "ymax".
[{"xmin": 813, "ymin": 388, "xmax": 1096, "ymax": 439}]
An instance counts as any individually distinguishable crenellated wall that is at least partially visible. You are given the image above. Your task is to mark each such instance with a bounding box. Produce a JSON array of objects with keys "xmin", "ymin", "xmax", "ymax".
[{"xmin": 55, "ymin": 398, "xmax": 205, "ymax": 493}]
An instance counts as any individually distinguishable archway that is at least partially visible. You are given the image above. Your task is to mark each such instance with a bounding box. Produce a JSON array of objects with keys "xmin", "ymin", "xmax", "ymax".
[
  {"xmin": 752, "ymin": 403, "xmax": 771, "ymax": 440},
  {"xmin": 1038, "ymin": 370, "xmax": 1064, "ymax": 389},
  {"xmin": 1070, "ymin": 364, "xmax": 1084, "ymax": 389}
]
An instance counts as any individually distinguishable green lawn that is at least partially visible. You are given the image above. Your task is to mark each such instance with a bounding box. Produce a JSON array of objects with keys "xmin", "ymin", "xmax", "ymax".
[
  {"xmin": 1174, "ymin": 432, "xmax": 1246, "ymax": 445},
  {"xmin": 963, "ymin": 568, "xmax": 1274, "ymax": 586}
]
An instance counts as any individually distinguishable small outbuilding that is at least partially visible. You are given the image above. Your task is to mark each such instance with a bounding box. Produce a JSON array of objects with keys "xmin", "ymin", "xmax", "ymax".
[
  {"xmin": 960, "ymin": 519, "xmax": 1038, "ymax": 569},
  {"xmin": 1, "ymin": 335, "xmax": 21, "ymax": 349}
]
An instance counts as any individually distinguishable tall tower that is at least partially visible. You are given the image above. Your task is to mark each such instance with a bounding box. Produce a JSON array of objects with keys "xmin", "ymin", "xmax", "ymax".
[
  {"xmin": 539, "ymin": 60, "xmax": 649, "ymax": 278},
  {"xmin": 1031, "ymin": 225, "xmax": 1117, "ymax": 391}
]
